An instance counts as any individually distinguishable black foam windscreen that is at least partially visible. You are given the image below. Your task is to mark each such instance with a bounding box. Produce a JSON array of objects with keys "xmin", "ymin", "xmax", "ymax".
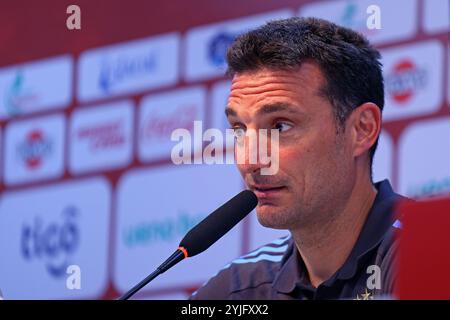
[{"xmin": 179, "ymin": 190, "xmax": 257, "ymax": 257}]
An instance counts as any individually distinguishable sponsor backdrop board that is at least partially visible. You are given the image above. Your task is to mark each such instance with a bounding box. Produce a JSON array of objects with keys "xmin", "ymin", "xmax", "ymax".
[{"xmin": 0, "ymin": 0, "xmax": 448, "ymax": 299}]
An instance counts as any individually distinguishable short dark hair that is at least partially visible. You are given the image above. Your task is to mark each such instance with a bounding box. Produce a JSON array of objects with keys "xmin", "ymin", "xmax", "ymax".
[{"xmin": 226, "ymin": 17, "xmax": 384, "ymax": 174}]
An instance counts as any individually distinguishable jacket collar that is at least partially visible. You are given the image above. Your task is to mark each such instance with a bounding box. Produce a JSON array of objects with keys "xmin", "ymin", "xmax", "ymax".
[{"xmin": 273, "ymin": 180, "xmax": 402, "ymax": 294}]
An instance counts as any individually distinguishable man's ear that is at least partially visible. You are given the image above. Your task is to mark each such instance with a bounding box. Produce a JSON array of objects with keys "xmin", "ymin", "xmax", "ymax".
[{"xmin": 348, "ymin": 102, "xmax": 382, "ymax": 158}]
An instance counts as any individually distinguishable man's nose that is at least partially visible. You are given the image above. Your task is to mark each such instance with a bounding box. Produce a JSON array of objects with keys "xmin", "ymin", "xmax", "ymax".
[{"xmin": 234, "ymin": 131, "xmax": 271, "ymax": 174}]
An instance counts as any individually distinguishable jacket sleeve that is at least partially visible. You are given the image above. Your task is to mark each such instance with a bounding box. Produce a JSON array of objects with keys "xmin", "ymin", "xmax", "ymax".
[{"xmin": 189, "ymin": 267, "xmax": 234, "ymax": 300}]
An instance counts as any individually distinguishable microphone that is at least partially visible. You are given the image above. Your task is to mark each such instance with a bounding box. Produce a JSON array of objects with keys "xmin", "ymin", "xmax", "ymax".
[{"xmin": 118, "ymin": 189, "xmax": 258, "ymax": 300}]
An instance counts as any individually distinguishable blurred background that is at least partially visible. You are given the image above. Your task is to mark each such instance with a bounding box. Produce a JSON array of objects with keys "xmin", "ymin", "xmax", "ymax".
[{"xmin": 0, "ymin": 0, "xmax": 448, "ymax": 299}]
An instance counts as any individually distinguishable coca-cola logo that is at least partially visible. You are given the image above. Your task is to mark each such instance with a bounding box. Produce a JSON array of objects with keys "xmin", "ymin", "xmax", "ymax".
[
  {"xmin": 140, "ymin": 105, "xmax": 197, "ymax": 140},
  {"xmin": 17, "ymin": 129, "xmax": 52, "ymax": 169},
  {"xmin": 21, "ymin": 206, "xmax": 80, "ymax": 278},
  {"xmin": 385, "ymin": 59, "xmax": 427, "ymax": 104}
]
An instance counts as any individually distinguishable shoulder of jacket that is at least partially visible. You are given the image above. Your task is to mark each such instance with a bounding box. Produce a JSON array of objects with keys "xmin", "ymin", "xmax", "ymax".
[{"xmin": 190, "ymin": 235, "xmax": 291, "ymax": 299}]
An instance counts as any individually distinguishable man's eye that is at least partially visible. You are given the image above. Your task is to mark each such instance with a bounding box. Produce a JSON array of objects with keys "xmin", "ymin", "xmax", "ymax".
[{"xmin": 274, "ymin": 122, "xmax": 292, "ymax": 132}]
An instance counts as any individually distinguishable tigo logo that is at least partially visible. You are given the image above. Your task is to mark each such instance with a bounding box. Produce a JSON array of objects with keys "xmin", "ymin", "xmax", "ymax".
[
  {"xmin": 0, "ymin": 178, "xmax": 111, "ymax": 299},
  {"xmin": 21, "ymin": 206, "xmax": 80, "ymax": 278}
]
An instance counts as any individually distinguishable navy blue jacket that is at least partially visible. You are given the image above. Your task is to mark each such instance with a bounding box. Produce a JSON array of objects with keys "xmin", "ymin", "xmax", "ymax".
[{"xmin": 191, "ymin": 180, "xmax": 406, "ymax": 300}]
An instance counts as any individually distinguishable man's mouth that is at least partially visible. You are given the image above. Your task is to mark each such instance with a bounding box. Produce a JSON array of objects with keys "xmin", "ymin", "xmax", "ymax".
[{"xmin": 250, "ymin": 184, "xmax": 287, "ymax": 200}]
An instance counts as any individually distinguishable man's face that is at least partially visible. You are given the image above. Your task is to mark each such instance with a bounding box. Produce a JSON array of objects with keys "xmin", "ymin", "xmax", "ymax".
[{"xmin": 226, "ymin": 63, "xmax": 356, "ymax": 231}]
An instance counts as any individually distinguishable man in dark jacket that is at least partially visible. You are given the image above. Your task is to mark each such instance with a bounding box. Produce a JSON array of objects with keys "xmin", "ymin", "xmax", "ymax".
[{"xmin": 191, "ymin": 17, "xmax": 406, "ymax": 300}]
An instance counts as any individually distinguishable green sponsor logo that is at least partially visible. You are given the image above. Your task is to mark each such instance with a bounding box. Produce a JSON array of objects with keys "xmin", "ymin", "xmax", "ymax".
[
  {"xmin": 123, "ymin": 211, "xmax": 205, "ymax": 248},
  {"xmin": 5, "ymin": 70, "xmax": 38, "ymax": 116},
  {"xmin": 339, "ymin": 2, "xmax": 366, "ymax": 30},
  {"xmin": 407, "ymin": 177, "xmax": 450, "ymax": 198}
]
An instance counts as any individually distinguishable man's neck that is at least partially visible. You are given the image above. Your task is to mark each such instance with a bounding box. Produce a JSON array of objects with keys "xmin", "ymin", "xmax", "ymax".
[{"xmin": 291, "ymin": 178, "xmax": 378, "ymax": 288}]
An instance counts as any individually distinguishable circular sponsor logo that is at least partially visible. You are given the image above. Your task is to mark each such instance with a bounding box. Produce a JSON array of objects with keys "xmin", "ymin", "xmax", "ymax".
[
  {"xmin": 18, "ymin": 129, "xmax": 52, "ymax": 169},
  {"xmin": 386, "ymin": 59, "xmax": 427, "ymax": 104}
]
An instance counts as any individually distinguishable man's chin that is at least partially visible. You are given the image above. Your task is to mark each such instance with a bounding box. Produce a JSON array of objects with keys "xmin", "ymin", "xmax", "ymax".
[
  {"xmin": 256, "ymin": 202, "xmax": 279, "ymax": 213},
  {"xmin": 255, "ymin": 204, "xmax": 290, "ymax": 229}
]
